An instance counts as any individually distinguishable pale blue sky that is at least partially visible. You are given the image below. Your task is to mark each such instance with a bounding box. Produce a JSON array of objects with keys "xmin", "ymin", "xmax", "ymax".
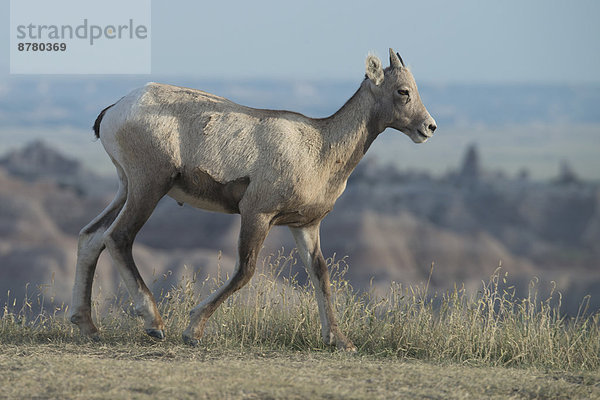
[{"xmin": 2, "ymin": 0, "xmax": 600, "ymax": 83}]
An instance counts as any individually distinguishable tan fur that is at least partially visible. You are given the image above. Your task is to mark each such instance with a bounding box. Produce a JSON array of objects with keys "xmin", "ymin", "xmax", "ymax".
[{"xmin": 70, "ymin": 49, "xmax": 437, "ymax": 350}]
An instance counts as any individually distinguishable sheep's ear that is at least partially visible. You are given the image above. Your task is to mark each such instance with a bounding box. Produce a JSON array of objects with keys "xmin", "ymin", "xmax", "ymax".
[{"xmin": 365, "ymin": 54, "xmax": 384, "ymax": 86}]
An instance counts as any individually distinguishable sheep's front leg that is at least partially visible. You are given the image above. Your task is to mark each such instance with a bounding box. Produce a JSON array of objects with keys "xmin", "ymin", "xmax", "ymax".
[
  {"xmin": 182, "ymin": 212, "xmax": 272, "ymax": 345},
  {"xmin": 290, "ymin": 224, "xmax": 356, "ymax": 351}
]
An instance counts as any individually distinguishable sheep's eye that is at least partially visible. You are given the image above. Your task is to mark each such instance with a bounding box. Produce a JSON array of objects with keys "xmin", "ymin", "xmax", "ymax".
[{"xmin": 397, "ymin": 89, "xmax": 409, "ymax": 96}]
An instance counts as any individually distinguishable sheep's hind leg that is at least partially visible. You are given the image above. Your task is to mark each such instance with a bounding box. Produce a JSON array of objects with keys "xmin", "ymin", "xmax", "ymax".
[
  {"xmin": 102, "ymin": 174, "xmax": 173, "ymax": 340},
  {"xmin": 70, "ymin": 168, "xmax": 127, "ymax": 338}
]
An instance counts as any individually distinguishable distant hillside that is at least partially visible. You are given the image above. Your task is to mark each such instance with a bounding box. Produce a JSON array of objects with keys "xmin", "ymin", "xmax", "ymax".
[
  {"xmin": 0, "ymin": 141, "xmax": 598, "ymax": 315},
  {"xmin": 0, "ymin": 140, "xmax": 114, "ymax": 196}
]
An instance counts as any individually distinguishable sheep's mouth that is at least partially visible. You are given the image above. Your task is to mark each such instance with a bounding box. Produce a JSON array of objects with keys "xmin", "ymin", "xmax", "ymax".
[{"xmin": 417, "ymin": 129, "xmax": 430, "ymax": 139}]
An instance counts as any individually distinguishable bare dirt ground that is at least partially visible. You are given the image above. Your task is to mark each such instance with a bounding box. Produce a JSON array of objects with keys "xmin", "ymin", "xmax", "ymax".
[{"xmin": 1, "ymin": 343, "xmax": 599, "ymax": 399}]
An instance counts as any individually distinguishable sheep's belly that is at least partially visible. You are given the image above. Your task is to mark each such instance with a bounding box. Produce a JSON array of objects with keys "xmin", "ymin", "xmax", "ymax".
[{"xmin": 167, "ymin": 186, "xmax": 231, "ymax": 213}]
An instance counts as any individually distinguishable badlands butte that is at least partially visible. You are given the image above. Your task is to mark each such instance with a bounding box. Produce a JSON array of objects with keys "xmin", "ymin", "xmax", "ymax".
[{"xmin": 0, "ymin": 141, "xmax": 599, "ymax": 315}]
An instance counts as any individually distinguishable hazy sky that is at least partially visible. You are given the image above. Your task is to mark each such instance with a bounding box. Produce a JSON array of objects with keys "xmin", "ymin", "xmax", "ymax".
[{"xmin": 2, "ymin": 0, "xmax": 600, "ymax": 83}]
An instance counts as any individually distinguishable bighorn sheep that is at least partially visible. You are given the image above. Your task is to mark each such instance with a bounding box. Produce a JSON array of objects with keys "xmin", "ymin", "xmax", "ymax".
[{"xmin": 70, "ymin": 49, "xmax": 437, "ymax": 350}]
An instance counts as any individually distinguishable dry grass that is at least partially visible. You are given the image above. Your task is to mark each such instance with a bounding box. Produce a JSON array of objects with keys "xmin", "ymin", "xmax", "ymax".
[
  {"xmin": 1, "ymin": 251, "xmax": 599, "ymax": 398},
  {"xmin": 2, "ymin": 251, "xmax": 599, "ymax": 369},
  {"xmin": 1, "ymin": 344, "xmax": 599, "ymax": 399}
]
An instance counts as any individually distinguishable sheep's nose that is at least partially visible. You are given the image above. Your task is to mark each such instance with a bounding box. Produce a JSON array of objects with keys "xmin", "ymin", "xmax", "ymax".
[{"xmin": 428, "ymin": 123, "xmax": 437, "ymax": 133}]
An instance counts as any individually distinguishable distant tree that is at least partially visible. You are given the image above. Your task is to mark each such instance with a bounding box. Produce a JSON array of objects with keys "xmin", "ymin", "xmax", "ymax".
[
  {"xmin": 517, "ymin": 168, "xmax": 530, "ymax": 181},
  {"xmin": 554, "ymin": 160, "xmax": 580, "ymax": 185},
  {"xmin": 458, "ymin": 144, "xmax": 481, "ymax": 182}
]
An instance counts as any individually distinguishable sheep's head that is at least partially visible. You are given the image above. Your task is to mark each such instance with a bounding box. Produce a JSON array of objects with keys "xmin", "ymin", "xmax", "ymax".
[{"xmin": 365, "ymin": 49, "xmax": 437, "ymax": 143}]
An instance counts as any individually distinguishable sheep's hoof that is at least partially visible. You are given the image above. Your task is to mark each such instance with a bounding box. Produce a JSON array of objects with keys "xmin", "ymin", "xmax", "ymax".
[
  {"xmin": 145, "ymin": 329, "xmax": 165, "ymax": 341},
  {"xmin": 332, "ymin": 334, "xmax": 356, "ymax": 353},
  {"xmin": 340, "ymin": 343, "xmax": 357, "ymax": 353},
  {"xmin": 89, "ymin": 333, "xmax": 101, "ymax": 342},
  {"xmin": 182, "ymin": 334, "xmax": 199, "ymax": 347}
]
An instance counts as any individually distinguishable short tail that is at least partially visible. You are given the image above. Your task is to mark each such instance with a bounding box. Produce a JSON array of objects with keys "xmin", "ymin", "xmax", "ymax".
[{"xmin": 92, "ymin": 103, "xmax": 116, "ymax": 139}]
